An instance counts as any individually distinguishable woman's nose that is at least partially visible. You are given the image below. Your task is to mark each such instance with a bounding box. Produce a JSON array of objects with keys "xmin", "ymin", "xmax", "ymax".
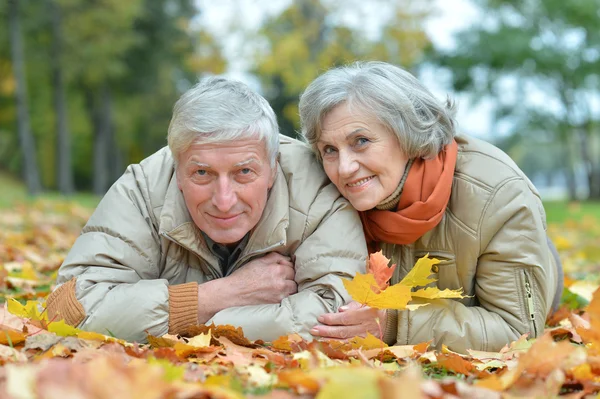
[{"xmin": 338, "ymin": 151, "xmax": 359, "ymax": 177}]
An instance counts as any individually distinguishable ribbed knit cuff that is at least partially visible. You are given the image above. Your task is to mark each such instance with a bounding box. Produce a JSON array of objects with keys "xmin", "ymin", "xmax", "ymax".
[
  {"xmin": 383, "ymin": 309, "xmax": 399, "ymax": 345},
  {"xmin": 46, "ymin": 278, "xmax": 85, "ymax": 327},
  {"xmin": 168, "ymin": 282, "xmax": 199, "ymax": 335}
]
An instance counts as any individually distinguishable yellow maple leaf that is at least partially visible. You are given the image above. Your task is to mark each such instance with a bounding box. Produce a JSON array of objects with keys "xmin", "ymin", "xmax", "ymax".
[
  {"xmin": 343, "ymin": 273, "xmax": 412, "ymax": 309},
  {"xmin": 411, "ymin": 287, "xmax": 465, "ymax": 299},
  {"xmin": 349, "ymin": 332, "xmax": 388, "ymax": 350},
  {"xmin": 48, "ymin": 319, "xmax": 81, "ymax": 336},
  {"xmin": 344, "ymin": 254, "xmax": 465, "ymax": 310},
  {"xmin": 7, "ymin": 298, "xmax": 48, "ymax": 322},
  {"xmin": 187, "ymin": 331, "xmax": 212, "ymax": 348},
  {"xmin": 399, "ymin": 254, "xmax": 440, "ymax": 287}
]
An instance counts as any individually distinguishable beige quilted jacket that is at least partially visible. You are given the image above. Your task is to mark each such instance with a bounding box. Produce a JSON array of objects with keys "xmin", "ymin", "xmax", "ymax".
[
  {"xmin": 382, "ymin": 134, "xmax": 558, "ymax": 353},
  {"xmin": 47, "ymin": 136, "xmax": 367, "ymax": 343}
]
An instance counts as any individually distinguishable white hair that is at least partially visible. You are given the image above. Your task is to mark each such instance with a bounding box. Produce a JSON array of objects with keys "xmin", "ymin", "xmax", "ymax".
[
  {"xmin": 168, "ymin": 76, "xmax": 279, "ymax": 167},
  {"xmin": 299, "ymin": 61, "xmax": 457, "ymax": 160}
]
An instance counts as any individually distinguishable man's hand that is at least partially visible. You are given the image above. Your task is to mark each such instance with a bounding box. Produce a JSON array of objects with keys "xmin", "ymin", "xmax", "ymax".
[
  {"xmin": 226, "ymin": 252, "xmax": 297, "ymax": 305},
  {"xmin": 309, "ymin": 301, "xmax": 387, "ymax": 340},
  {"xmin": 196, "ymin": 252, "xmax": 296, "ymax": 323}
]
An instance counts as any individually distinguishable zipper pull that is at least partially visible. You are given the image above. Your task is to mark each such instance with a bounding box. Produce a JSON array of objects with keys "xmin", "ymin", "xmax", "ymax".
[{"xmin": 525, "ymin": 280, "xmax": 535, "ymax": 321}]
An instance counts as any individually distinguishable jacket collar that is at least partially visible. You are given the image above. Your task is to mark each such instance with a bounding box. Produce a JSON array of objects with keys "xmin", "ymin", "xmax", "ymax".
[{"xmin": 159, "ymin": 163, "xmax": 289, "ymax": 265}]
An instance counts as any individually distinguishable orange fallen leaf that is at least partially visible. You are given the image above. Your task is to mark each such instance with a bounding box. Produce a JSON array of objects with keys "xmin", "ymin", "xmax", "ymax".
[{"xmin": 367, "ymin": 250, "xmax": 396, "ymax": 291}]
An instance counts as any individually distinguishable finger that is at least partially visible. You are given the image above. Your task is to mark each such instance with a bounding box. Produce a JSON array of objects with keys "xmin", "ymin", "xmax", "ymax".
[
  {"xmin": 276, "ymin": 258, "xmax": 294, "ymax": 268},
  {"xmin": 318, "ymin": 308, "xmax": 369, "ymax": 326},
  {"xmin": 309, "ymin": 324, "xmax": 367, "ymax": 340},
  {"xmin": 278, "ymin": 265, "xmax": 295, "ymax": 281},
  {"xmin": 339, "ymin": 301, "xmax": 364, "ymax": 312},
  {"xmin": 284, "ymin": 280, "xmax": 298, "ymax": 295},
  {"xmin": 270, "ymin": 252, "xmax": 292, "ymax": 262}
]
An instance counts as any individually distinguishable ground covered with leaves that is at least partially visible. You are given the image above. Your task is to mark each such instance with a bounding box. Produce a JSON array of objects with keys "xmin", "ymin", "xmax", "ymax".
[{"xmin": 1, "ymin": 200, "xmax": 600, "ymax": 398}]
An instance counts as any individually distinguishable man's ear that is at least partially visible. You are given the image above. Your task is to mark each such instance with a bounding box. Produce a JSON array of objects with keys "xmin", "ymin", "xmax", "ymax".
[{"xmin": 268, "ymin": 154, "xmax": 279, "ymax": 189}]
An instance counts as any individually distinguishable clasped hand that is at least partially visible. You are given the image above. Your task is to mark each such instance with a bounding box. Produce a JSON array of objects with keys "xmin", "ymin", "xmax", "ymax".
[{"xmin": 226, "ymin": 252, "xmax": 297, "ymax": 306}]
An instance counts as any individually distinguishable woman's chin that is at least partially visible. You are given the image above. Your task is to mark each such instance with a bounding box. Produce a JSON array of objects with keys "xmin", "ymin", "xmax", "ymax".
[{"xmin": 349, "ymin": 197, "xmax": 379, "ymax": 212}]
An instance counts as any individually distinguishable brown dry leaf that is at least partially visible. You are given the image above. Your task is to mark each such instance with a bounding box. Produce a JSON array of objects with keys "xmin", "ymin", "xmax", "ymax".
[
  {"xmin": 307, "ymin": 341, "xmax": 349, "ymax": 360},
  {"xmin": 277, "ymin": 369, "xmax": 320, "ymax": 395},
  {"xmin": 272, "ymin": 333, "xmax": 305, "ymax": 352},
  {"xmin": 183, "ymin": 323, "xmax": 254, "ymax": 348},
  {"xmin": 518, "ymin": 334, "xmax": 577, "ymax": 377},
  {"xmin": 436, "ymin": 352, "xmax": 476, "ymax": 376},
  {"xmin": 546, "ymin": 306, "xmax": 572, "ymax": 326},
  {"xmin": 147, "ymin": 335, "xmax": 177, "ymax": 348}
]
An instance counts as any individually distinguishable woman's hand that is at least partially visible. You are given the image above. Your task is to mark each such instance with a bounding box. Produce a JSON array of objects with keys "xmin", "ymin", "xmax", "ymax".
[{"xmin": 309, "ymin": 301, "xmax": 387, "ymax": 340}]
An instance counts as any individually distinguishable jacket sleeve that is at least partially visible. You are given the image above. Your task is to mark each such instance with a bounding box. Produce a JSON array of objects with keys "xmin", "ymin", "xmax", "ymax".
[
  {"xmin": 207, "ymin": 191, "xmax": 368, "ymax": 341},
  {"xmin": 390, "ymin": 178, "xmax": 557, "ymax": 353},
  {"xmin": 46, "ymin": 164, "xmax": 198, "ymax": 343}
]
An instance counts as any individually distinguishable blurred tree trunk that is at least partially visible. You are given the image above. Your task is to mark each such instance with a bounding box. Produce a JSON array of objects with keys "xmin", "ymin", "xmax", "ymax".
[
  {"xmin": 8, "ymin": 0, "xmax": 42, "ymax": 195},
  {"xmin": 583, "ymin": 121, "xmax": 600, "ymax": 199},
  {"xmin": 107, "ymin": 115, "xmax": 122, "ymax": 184},
  {"xmin": 48, "ymin": 0, "xmax": 74, "ymax": 195},
  {"xmin": 85, "ymin": 83, "xmax": 112, "ymax": 195},
  {"xmin": 561, "ymin": 131, "xmax": 578, "ymax": 201}
]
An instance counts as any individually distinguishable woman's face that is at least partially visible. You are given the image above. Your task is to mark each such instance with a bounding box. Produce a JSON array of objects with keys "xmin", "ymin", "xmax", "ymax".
[{"xmin": 317, "ymin": 104, "xmax": 408, "ymax": 211}]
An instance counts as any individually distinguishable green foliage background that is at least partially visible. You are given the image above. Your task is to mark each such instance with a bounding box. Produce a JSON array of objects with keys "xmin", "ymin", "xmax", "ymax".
[{"xmin": 1, "ymin": 0, "xmax": 599, "ymax": 199}]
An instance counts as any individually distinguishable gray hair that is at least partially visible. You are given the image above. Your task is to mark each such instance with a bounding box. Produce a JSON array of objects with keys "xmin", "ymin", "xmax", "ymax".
[
  {"xmin": 168, "ymin": 76, "xmax": 280, "ymax": 167},
  {"xmin": 299, "ymin": 61, "xmax": 456, "ymax": 160}
]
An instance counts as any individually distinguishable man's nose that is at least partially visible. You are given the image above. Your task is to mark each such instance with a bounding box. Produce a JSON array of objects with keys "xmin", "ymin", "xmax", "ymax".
[
  {"xmin": 338, "ymin": 151, "xmax": 359, "ymax": 177},
  {"xmin": 212, "ymin": 177, "xmax": 237, "ymax": 212}
]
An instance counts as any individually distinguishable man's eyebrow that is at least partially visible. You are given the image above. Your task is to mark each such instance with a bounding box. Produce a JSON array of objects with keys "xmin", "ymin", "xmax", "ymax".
[
  {"xmin": 234, "ymin": 158, "xmax": 261, "ymax": 167},
  {"xmin": 190, "ymin": 161, "xmax": 210, "ymax": 168}
]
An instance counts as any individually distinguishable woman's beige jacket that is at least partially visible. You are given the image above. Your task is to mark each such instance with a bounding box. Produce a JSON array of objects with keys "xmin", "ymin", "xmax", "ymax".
[
  {"xmin": 47, "ymin": 136, "xmax": 367, "ymax": 343},
  {"xmin": 383, "ymin": 134, "xmax": 558, "ymax": 353}
]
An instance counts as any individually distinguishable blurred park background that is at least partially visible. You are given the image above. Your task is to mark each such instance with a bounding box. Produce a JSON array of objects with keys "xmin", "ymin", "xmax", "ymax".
[{"xmin": 1, "ymin": 0, "xmax": 600, "ymax": 213}]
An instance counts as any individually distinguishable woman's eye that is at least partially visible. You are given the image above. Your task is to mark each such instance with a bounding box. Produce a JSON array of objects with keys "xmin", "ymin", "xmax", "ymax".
[
  {"xmin": 322, "ymin": 146, "xmax": 336, "ymax": 155},
  {"xmin": 356, "ymin": 137, "xmax": 370, "ymax": 146}
]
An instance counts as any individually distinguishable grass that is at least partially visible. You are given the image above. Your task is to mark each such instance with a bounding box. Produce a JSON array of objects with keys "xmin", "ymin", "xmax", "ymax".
[
  {"xmin": 543, "ymin": 200, "xmax": 600, "ymax": 224},
  {"xmin": 0, "ymin": 171, "xmax": 100, "ymax": 210}
]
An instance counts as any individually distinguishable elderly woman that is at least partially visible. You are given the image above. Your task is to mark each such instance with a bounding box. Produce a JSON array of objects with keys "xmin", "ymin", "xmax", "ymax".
[{"xmin": 300, "ymin": 61, "xmax": 562, "ymax": 352}]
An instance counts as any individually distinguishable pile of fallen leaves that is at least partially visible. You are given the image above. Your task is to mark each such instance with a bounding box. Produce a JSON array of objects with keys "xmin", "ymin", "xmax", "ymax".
[{"xmin": 1, "ymin": 200, "xmax": 600, "ymax": 398}]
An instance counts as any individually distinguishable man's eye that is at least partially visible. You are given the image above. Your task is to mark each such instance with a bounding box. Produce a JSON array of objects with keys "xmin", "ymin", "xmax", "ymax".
[
  {"xmin": 196, "ymin": 169, "xmax": 207, "ymax": 176},
  {"xmin": 356, "ymin": 137, "xmax": 369, "ymax": 146},
  {"xmin": 240, "ymin": 168, "xmax": 251, "ymax": 175}
]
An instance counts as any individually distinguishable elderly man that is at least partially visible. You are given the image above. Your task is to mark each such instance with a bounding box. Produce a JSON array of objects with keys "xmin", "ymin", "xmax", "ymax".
[{"xmin": 46, "ymin": 77, "xmax": 367, "ymax": 343}]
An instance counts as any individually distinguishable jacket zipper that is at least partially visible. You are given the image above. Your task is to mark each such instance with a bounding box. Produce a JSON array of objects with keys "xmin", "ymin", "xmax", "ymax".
[
  {"xmin": 160, "ymin": 231, "xmax": 220, "ymax": 279},
  {"xmin": 522, "ymin": 270, "xmax": 537, "ymax": 337},
  {"xmin": 228, "ymin": 240, "xmax": 286, "ymax": 276}
]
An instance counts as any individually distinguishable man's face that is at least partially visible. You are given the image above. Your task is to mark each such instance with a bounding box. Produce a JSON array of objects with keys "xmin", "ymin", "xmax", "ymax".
[{"xmin": 176, "ymin": 138, "xmax": 276, "ymax": 245}]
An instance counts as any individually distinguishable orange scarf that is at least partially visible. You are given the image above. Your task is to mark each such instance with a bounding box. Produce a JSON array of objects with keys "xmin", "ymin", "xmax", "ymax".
[{"xmin": 360, "ymin": 140, "xmax": 458, "ymax": 250}]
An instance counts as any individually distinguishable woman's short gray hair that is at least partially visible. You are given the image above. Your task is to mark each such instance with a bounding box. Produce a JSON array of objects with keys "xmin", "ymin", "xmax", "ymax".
[
  {"xmin": 299, "ymin": 61, "xmax": 456, "ymax": 160},
  {"xmin": 168, "ymin": 76, "xmax": 280, "ymax": 167}
]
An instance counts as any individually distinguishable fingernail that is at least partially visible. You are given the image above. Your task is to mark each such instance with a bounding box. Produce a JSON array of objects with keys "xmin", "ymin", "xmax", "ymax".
[
  {"xmin": 339, "ymin": 306, "xmax": 348, "ymax": 311},
  {"xmin": 310, "ymin": 328, "xmax": 319, "ymax": 335},
  {"xmin": 317, "ymin": 315, "xmax": 325, "ymax": 323}
]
